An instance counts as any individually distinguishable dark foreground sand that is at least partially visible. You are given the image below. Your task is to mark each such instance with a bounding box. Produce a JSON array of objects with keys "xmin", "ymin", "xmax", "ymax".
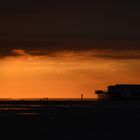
[{"xmin": 0, "ymin": 100, "xmax": 140, "ymax": 139}]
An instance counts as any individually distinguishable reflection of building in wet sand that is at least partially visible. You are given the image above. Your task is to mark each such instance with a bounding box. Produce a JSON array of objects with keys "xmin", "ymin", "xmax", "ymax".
[{"xmin": 95, "ymin": 84, "xmax": 140, "ymax": 100}]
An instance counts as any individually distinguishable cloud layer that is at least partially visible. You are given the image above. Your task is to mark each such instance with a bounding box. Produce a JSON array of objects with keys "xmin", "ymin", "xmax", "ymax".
[{"xmin": 0, "ymin": 40, "xmax": 140, "ymax": 60}]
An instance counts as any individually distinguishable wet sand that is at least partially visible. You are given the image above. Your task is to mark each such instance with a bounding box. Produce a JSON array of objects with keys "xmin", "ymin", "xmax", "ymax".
[{"xmin": 0, "ymin": 100, "xmax": 140, "ymax": 139}]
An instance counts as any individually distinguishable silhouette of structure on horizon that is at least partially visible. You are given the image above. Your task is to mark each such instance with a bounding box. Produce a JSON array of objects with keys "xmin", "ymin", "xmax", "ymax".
[
  {"xmin": 81, "ymin": 94, "xmax": 83, "ymax": 100},
  {"xmin": 95, "ymin": 84, "xmax": 140, "ymax": 100}
]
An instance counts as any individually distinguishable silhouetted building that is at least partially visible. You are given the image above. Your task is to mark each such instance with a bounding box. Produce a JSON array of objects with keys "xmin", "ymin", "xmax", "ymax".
[{"xmin": 95, "ymin": 84, "xmax": 140, "ymax": 100}]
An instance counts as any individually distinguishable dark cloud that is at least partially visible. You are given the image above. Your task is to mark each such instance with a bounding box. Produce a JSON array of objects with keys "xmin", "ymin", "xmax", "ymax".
[
  {"xmin": 0, "ymin": 0, "xmax": 140, "ymax": 40},
  {"xmin": 94, "ymin": 52, "xmax": 140, "ymax": 60},
  {"xmin": 0, "ymin": 0, "xmax": 140, "ymax": 58},
  {"xmin": 1, "ymin": 39, "xmax": 140, "ymax": 50},
  {"xmin": 0, "ymin": 40, "xmax": 140, "ymax": 60}
]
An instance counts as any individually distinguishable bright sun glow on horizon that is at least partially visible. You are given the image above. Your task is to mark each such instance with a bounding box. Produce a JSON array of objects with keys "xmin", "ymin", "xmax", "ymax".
[{"xmin": 0, "ymin": 49, "xmax": 140, "ymax": 98}]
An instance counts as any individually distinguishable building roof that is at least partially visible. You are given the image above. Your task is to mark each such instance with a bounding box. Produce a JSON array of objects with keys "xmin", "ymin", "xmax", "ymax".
[
  {"xmin": 111, "ymin": 84, "xmax": 140, "ymax": 87},
  {"xmin": 108, "ymin": 84, "xmax": 140, "ymax": 89},
  {"xmin": 95, "ymin": 84, "xmax": 140, "ymax": 95}
]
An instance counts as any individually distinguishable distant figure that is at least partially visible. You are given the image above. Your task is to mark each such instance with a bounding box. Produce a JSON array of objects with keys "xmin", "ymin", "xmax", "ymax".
[
  {"xmin": 44, "ymin": 98, "xmax": 48, "ymax": 101},
  {"xmin": 41, "ymin": 98, "xmax": 48, "ymax": 101},
  {"xmin": 81, "ymin": 94, "xmax": 83, "ymax": 100}
]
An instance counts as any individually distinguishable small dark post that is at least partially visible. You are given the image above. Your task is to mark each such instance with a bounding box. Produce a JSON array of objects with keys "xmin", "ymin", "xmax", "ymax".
[{"xmin": 81, "ymin": 94, "xmax": 83, "ymax": 100}]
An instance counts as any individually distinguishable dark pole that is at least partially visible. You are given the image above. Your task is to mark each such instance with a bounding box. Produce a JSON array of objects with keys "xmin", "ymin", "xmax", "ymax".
[{"xmin": 81, "ymin": 94, "xmax": 83, "ymax": 100}]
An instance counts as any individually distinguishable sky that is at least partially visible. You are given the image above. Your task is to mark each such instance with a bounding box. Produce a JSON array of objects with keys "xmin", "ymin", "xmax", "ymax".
[{"xmin": 0, "ymin": 0, "xmax": 140, "ymax": 98}]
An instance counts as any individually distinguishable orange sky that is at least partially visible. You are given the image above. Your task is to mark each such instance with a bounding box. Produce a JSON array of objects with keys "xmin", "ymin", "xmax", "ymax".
[{"xmin": 0, "ymin": 49, "xmax": 140, "ymax": 98}]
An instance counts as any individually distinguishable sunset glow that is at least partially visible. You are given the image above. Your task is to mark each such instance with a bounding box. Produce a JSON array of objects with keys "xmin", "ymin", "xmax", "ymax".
[{"xmin": 0, "ymin": 48, "xmax": 140, "ymax": 98}]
